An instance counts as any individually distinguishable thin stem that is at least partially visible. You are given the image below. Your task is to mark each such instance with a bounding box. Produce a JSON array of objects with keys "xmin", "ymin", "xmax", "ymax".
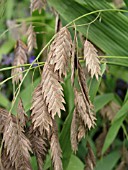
[
  {"xmin": 0, "ymin": 64, "xmax": 43, "ymax": 86},
  {"xmin": 122, "ymin": 124, "xmax": 128, "ymax": 141},
  {"xmin": 0, "ymin": 62, "xmax": 45, "ymax": 72},
  {"xmin": 74, "ymin": 12, "xmax": 101, "ymax": 28},
  {"xmin": 66, "ymin": 9, "xmax": 128, "ymax": 27}
]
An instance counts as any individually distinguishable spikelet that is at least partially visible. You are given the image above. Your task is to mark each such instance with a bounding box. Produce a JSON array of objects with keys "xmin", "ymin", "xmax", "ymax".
[
  {"xmin": 30, "ymin": 0, "xmax": 46, "ymax": 14},
  {"xmin": 50, "ymin": 120, "xmax": 63, "ymax": 170},
  {"xmin": 0, "ymin": 108, "xmax": 9, "ymax": 132},
  {"xmin": 85, "ymin": 142, "xmax": 96, "ymax": 170},
  {"xmin": 3, "ymin": 115, "xmax": 32, "ymax": 170},
  {"xmin": 75, "ymin": 89, "xmax": 96, "ymax": 130},
  {"xmin": 70, "ymin": 108, "xmax": 78, "ymax": 153},
  {"xmin": 78, "ymin": 61, "xmax": 91, "ymax": 106},
  {"xmin": 41, "ymin": 63, "xmax": 65, "ymax": 119},
  {"xmin": 31, "ymin": 84, "xmax": 52, "ymax": 134},
  {"xmin": 1, "ymin": 149, "xmax": 15, "ymax": 170},
  {"xmin": 17, "ymin": 98, "xmax": 28, "ymax": 128},
  {"xmin": 27, "ymin": 24, "xmax": 37, "ymax": 54},
  {"xmin": 11, "ymin": 40, "xmax": 27, "ymax": 84},
  {"xmin": 28, "ymin": 127, "xmax": 49, "ymax": 170},
  {"xmin": 77, "ymin": 118, "xmax": 86, "ymax": 142},
  {"xmin": 47, "ymin": 27, "xmax": 72, "ymax": 78},
  {"xmin": 84, "ymin": 40, "xmax": 101, "ymax": 80},
  {"xmin": 71, "ymin": 87, "xmax": 96, "ymax": 152}
]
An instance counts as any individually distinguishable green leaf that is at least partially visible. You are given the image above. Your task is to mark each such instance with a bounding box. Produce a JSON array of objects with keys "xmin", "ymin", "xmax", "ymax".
[
  {"xmin": 66, "ymin": 155, "xmax": 84, "ymax": 170},
  {"xmin": 0, "ymin": 92, "xmax": 11, "ymax": 109},
  {"xmin": 112, "ymin": 99, "xmax": 128, "ymax": 122},
  {"xmin": 95, "ymin": 150, "xmax": 120, "ymax": 170},
  {"xmin": 0, "ymin": 39, "xmax": 15, "ymax": 61},
  {"xmin": 102, "ymin": 99, "xmax": 128, "ymax": 153},
  {"xmin": 107, "ymin": 58, "xmax": 128, "ymax": 67},
  {"xmin": 102, "ymin": 115, "xmax": 125, "ymax": 154},
  {"xmin": 11, "ymin": 78, "xmax": 40, "ymax": 114},
  {"xmin": 30, "ymin": 157, "xmax": 38, "ymax": 170},
  {"xmin": 94, "ymin": 93, "xmax": 114, "ymax": 112},
  {"xmin": 124, "ymin": 0, "xmax": 128, "ymax": 7},
  {"xmin": 48, "ymin": 0, "xmax": 128, "ymax": 56}
]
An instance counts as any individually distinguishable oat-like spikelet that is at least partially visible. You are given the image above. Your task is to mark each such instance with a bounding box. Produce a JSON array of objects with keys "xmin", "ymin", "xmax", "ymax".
[
  {"xmin": 77, "ymin": 118, "xmax": 86, "ymax": 142},
  {"xmin": 50, "ymin": 120, "xmax": 63, "ymax": 170},
  {"xmin": 47, "ymin": 27, "xmax": 72, "ymax": 78},
  {"xmin": 28, "ymin": 127, "xmax": 49, "ymax": 170},
  {"xmin": 75, "ymin": 89, "xmax": 96, "ymax": 130},
  {"xmin": 11, "ymin": 40, "xmax": 27, "ymax": 84},
  {"xmin": 85, "ymin": 142, "xmax": 96, "ymax": 170},
  {"xmin": 3, "ymin": 115, "xmax": 32, "ymax": 170},
  {"xmin": 41, "ymin": 63, "xmax": 65, "ymax": 119},
  {"xmin": 84, "ymin": 40, "xmax": 101, "ymax": 80},
  {"xmin": 31, "ymin": 84, "xmax": 52, "ymax": 134},
  {"xmin": 70, "ymin": 88, "xmax": 96, "ymax": 152},
  {"xmin": 27, "ymin": 24, "xmax": 37, "ymax": 54},
  {"xmin": 70, "ymin": 108, "xmax": 78, "ymax": 153},
  {"xmin": 0, "ymin": 108, "xmax": 9, "ymax": 132},
  {"xmin": 17, "ymin": 98, "xmax": 28, "ymax": 128},
  {"xmin": 78, "ymin": 62, "xmax": 91, "ymax": 106},
  {"xmin": 30, "ymin": 0, "xmax": 46, "ymax": 14},
  {"xmin": 1, "ymin": 149, "xmax": 15, "ymax": 170}
]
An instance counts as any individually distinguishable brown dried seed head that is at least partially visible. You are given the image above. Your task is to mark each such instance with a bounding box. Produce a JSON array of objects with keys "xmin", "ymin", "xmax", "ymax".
[
  {"xmin": 41, "ymin": 63, "xmax": 65, "ymax": 119},
  {"xmin": 27, "ymin": 24, "xmax": 37, "ymax": 54},
  {"xmin": 3, "ymin": 115, "xmax": 32, "ymax": 170},
  {"xmin": 85, "ymin": 142, "xmax": 96, "ymax": 170},
  {"xmin": 30, "ymin": 0, "xmax": 46, "ymax": 14},
  {"xmin": 0, "ymin": 108, "xmax": 10, "ymax": 133},
  {"xmin": 78, "ymin": 62, "xmax": 91, "ymax": 106},
  {"xmin": 11, "ymin": 40, "xmax": 27, "ymax": 84},
  {"xmin": 48, "ymin": 27, "xmax": 72, "ymax": 78},
  {"xmin": 71, "ymin": 108, "xmax": 78, "ymax": 153},
  {"xmin": 77, "ymin": 117, "xmax": 86, "ymax": 142},
  {"xmin": 28, "ymin": 127, "xmax": 49, "ymax": 170},
  {"xmin": 1, "ymin": 149, "xmax": 15, "ymax": 170},
  {"xmin": 75, "ymin": 89, "xmax": 96, "ymax": 130},
  {"xmin": 31, "ymin": 84, "xmax": 52, "ymax": 134},
  {"xmin": 84, "ymin": 40, "xmax": 101, "ymax": 80},
  {"xmin": 50, "ymin": 120, "xmax": 63, "ymax": 170},
  {"xmin": 17, "ymin": 98, "xmax": 28, "ymax": 128}
]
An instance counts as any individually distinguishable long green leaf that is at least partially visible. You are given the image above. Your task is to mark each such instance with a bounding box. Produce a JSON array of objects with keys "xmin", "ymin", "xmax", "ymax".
[
  {"xmin": 66, "ymin": 155, "xmax": 84, "ymax": 170},
  {"xmin": 102, "ymin": 115, "xmax": 125, "ymax": 154},
  {"xmin": 0, "ymin": 92, "xmax": 11, "ymax": 109},
  {"xmin": 94, "ymin": 93, "xmax": 114, "ymax": 112},
  {"xmin": 112, "ymin": 99, "xmax": 128, "ymax": 123},
  {"xmin": 124, "ymin": 0, "xmax": 128, "ymax": 7},
  {"xmin": 0, "ymin": 39, "xmax": 15, "ymax": 61},
  {"xmin": 48, "ymin": 0, "xmax": 128, "ymax": 56},
  {"xmin": 95, "ymin": 150, "xmax": 120, "ymax": 170}
]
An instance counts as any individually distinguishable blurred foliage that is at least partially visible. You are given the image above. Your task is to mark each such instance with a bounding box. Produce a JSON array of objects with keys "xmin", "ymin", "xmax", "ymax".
[{"xmin": 0, "ymin": 0, "xmax": 128, "ymax": 169}]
